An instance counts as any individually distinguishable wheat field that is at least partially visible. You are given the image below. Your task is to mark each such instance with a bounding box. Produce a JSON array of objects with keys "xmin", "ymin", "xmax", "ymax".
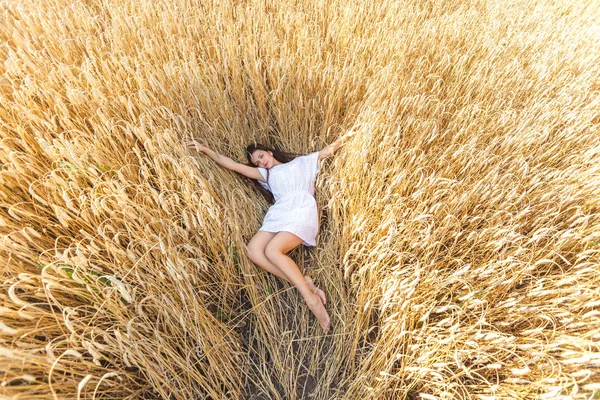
[{"xmin": 1, "ymin": 0, "xmax": 599, "ymax": 398}]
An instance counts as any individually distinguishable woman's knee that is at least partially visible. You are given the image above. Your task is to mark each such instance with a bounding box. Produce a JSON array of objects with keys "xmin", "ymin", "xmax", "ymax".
[
  {"xmin": 264, "ymin": 243, "xmax": 283, "ymax": 263},
  {"xmin": 246, "ymin": 242, "xmax": 260, "ymax": 262},
  {"xmin": 248, "ymin": 240, "xmax": 270, "ymax": 262}
]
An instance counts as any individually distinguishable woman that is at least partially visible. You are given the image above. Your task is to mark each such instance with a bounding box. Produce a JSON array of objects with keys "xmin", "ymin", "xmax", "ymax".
[{"xmin": 183, "ymin": 128, "xmax": 356, "ymax": 333}]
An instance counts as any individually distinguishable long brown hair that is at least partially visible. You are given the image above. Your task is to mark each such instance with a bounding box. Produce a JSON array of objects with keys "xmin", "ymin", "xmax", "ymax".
[{"xmin": 246, "ymin": 143, "xmax": 301, "ymax": 204}]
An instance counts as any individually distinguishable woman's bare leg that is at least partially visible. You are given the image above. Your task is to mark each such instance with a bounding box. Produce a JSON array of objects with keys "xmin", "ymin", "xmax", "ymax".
[
  {"xmin": 265, "ymin": 232, "xmax": 331, "ymax": 333},
  {"xmin": 246, "ymin": 231, "xmax": 289, "ymax": 282},
  {"xmin": 246, "ymin": 231, "xmax": 326, "ymax": 305}
]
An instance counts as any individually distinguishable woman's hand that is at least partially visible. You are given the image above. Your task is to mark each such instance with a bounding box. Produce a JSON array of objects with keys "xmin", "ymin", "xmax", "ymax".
[
  {"xmin": 341, "ymin": 124, "xmax": 360, "ymax": 141},
  {"xmin": 332, "ymin": 124, "xmax": 361, "ymax": 148},
  {"xmin": 183, "ymin": 137, "xmax": 208, "ymax": 153},
  {"xmin": 318, "ymin": 125, "xmax": 360, "ymax": 160}
]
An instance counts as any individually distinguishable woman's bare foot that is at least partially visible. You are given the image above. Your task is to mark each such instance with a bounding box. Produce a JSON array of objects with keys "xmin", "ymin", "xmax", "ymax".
[
  {"xmin": 305, "ymin": 294, "xmax": 331, "ymax": 334},
  {"xmin": 304, "ymin": 276, "xmax": 326, "ymax": 306}
]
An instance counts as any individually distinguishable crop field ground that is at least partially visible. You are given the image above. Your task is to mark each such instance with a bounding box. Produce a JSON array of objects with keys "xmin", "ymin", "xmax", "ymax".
[{"xmin": 1, "ymin": 0, "xmax": 599, "ymax": 398}]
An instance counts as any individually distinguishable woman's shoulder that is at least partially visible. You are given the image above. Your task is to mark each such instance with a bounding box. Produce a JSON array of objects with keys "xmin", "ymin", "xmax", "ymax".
[
  {"xmin": 295, "ymin": 151, "xmax": 319, "ymax": 161},
  {"xmin": 297, "ymin": 151, "xmax": 320, "ymax": 165},
  {"xmin": 256, "ymin": 167, "xmax": 269, "ymax": 181}
]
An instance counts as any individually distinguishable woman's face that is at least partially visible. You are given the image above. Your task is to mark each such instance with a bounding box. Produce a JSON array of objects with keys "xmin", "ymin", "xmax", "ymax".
[{"xmin": 250, "ymin": 150, "xmax": 275, "ymax": 169}]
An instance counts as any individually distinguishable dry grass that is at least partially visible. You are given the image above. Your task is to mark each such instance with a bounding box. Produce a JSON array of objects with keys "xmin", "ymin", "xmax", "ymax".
[{"xmin": 1, "ymin": 0, "xmax": 599, "ymax": 398}]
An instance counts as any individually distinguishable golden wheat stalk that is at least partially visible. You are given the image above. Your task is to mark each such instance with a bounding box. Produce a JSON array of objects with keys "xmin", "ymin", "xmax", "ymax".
[{"xmin": 1, "ymin": 0, "xmax": 599, "ymax": 398}]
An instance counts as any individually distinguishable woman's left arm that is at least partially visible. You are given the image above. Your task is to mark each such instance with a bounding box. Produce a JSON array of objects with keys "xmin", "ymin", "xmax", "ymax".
[{"xmin": 318, "ymin": 126, "xmax": 359, "ymax": 161}]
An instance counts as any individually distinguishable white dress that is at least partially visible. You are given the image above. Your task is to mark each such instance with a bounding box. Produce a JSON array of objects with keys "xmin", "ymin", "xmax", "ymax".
[{"xmin": 256, "ymin": 151, "xmax": 321, "ymax": 246}]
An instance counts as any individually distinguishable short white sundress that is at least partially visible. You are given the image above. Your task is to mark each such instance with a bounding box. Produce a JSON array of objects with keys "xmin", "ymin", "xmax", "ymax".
[{"xmin": 256, "ymin": 151, "xmax": 321, "ymax": 246}]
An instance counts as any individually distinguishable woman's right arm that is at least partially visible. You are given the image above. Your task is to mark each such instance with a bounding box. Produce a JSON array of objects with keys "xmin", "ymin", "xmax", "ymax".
[{"xmin": 184, "ymin": 138, "xmax": 265, "ymax": 182}]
